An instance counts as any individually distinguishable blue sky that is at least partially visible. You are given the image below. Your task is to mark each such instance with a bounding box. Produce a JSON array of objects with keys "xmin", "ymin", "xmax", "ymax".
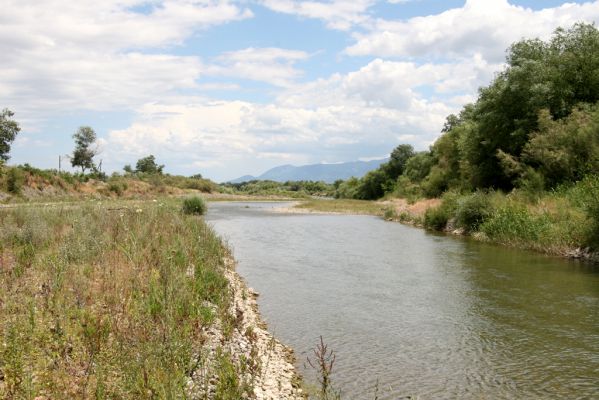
[{"xmin": 3, "ymin": 0, "xmax": 599, "ymax": 181}]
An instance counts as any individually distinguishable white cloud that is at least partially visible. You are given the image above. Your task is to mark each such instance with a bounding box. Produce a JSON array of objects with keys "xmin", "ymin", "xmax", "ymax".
[
  {"xmin": 208, "ymin": 47, "xmax": 311, "ymax": 86},
  {"xmin": 0, "ymin": 0, "xmax": 253, "ymax": 128},
  {"xmin": 346, "ymin": 0, "xmax": 599, "ymax": 61},
  {"xmin": 260, "ymin": 0, "xmax": 375, "ymax": 30},
  {"xmin": 102, "ymin": 57, "xmax": 469, "ymax": 180}
]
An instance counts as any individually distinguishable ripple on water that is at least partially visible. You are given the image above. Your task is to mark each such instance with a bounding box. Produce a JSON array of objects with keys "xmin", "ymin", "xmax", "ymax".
[{"xmin": 206, "ymin": 202, "xmax": 599, "ymax": 400}]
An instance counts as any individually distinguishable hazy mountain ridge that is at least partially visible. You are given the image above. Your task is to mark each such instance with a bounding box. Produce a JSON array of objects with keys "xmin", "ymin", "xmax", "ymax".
[{"xmin": 228, "ymin": 159, "xmax": 388, "ymax": 184}]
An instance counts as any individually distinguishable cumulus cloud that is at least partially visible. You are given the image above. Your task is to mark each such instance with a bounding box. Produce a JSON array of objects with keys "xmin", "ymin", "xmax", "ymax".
[
  {"xmin": 208, "ymin": 47, "xmax": 311, "ymax": 87},
  {"xmin": 102, "ymin": 57, "xmax": 472, "ymax": 180},
  {"xmin": 260, "ymin": 0, "xmax": 375, "ymax": 30},
  {"xmin": 346, "ymin": 0, "xmax": 599, "ymax": 61},
  {"xmin": 7, "ymin": 0, "xmax": 596, "ymax": 180},
  {"xmin": 0, "ymin": 0, "xmax": 252, "ymax": 128}
]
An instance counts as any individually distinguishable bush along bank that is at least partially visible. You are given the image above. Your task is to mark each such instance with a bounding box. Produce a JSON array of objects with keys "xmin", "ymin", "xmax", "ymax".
[
  {"xmin": 416, "ymin": 176, "xmax": 599, "ymax": 261},
  {"xmin": 0, "ymin": 199, "xmax": 304, "ymax": 399}
]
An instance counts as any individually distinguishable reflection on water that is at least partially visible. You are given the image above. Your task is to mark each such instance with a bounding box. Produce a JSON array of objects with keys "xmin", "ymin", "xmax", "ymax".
[{"xmin": 206, "ymin": 202, "xmax": 599, "ymax": 400}]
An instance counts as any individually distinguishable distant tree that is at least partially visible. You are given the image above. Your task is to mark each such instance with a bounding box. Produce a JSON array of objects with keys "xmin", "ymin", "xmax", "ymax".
[
  {"xmin": 71, "ymin": 126, "xmax": 98, "ymax": 173},
  {"xmin": 355, "ymin": 169, "xmax": 388, "ymax": 200},
  {"xmin": 404, "ymin": 151, "xmax": 435, "ymax": 183},
  {"xmin": 135, "ymin": 155, "xmax": 164, "ymax": 174},
  {"xmin": 464, "ymin": 23, "xmax": 599, "ymax": 189},
  {"xmin": 382, "ymin": 144, "xmax": 415, "ymax": 180},
  {"xmin": 123, "ymin": 164, "xmax": 133, "ymax": 174},
  {"xmin": 189, "ymin": 173, "xmax": 203, "ymax": 179},
  {"xmin": 0, "ymin": 108, "xmax": 21, "ymax": 162}
]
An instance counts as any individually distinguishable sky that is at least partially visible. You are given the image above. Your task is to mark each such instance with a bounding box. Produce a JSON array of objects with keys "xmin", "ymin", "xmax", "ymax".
[{"xmin": 2, "ymin": 0, "xmax": 599, "ymax": 182}]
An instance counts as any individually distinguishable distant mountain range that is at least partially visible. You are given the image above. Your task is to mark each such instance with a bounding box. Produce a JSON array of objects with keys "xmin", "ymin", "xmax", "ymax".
[{"xmin": 228, "ymin": 158, "xmax": 388, "ymax": 184}]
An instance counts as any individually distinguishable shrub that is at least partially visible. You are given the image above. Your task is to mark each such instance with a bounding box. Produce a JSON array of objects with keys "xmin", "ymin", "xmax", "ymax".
[
  {"xmin": 455, "ymin": 192, "xmax": 492, "ymax": 232},
  {"xmin": 107, "ymin": 181, "xmax": 127, "ymax": 196},
  {"xmin": 182, "ymin": 196, "xmax": 207, "ymax": 215},
  {"xmin": 586, "ymin": 201, "xmax": 599, "ymax": 250},
  {"xmin": 423, "ymin": 192, "xmax": 459, "ymax": 231},
  {"xmin": 6, "ymin": 168, "xmax": 23, "ymax": 194},
  {"xmin": 184, "ymin": 178, "xmax": 215, "ymax": 193},
  {"xmin": 481, "ymin": 203, "xmax": 550, "ymax": 244},
  {"xmin": 424, "ymin": 205, "xmax": 451, "ymax": 231}
]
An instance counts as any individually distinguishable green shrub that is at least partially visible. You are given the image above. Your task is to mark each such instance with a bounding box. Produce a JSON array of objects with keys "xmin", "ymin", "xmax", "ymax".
[
  {"xmin": 586, "ymin": 201, "xmax": 599, "ymax": 250},
  {"xmin": 107, "ymin": 181, "xmax": 127, "ymax": 196},
  {"xmin": 424, "ymin": 192, "xmax": 460, "ymax": 231},
  {"xmin": 182, "ymin": 196, "xmax": 207, "ymax": 215},
  {"xmin": 481, "ymin": 203, "xmax": 550, "ymax": 243},
  {"xmin": 6, "ymin": 168, "xmax": 23, "ymax": 194},
  {"xmin": 424, "ymin": 205, "xmax": 451, "ymax": 231},
  {"xmin": 184, "ymin": 178, "xmax": 215, "ymax": 193},
  {"xmin": 455, "ymin": 192, "xmax": 492, "ymax": 232}
]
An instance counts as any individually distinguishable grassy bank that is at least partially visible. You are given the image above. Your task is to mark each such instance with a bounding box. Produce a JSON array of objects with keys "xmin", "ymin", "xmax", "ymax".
[
  {"xmin": 0, "ymin": 164, "xmax": 217, "ymax": 203},
  {"xmin": 416, "ymin": 176, "xmax": 599, "ymax": 259},
  {"xmin": 293, "ymin": 199, "xmax": 386, "ymax": 216},
  {"xmin": 295, "ymin": 175, "xmax": 599, "ymax": 262},
  {"xmin": 0, "ymin": 199, "xmax": 255, "ymax": 398}
]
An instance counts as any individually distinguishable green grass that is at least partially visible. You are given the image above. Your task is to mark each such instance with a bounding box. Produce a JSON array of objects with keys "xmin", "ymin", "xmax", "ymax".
[
  {"xmin": 0, "ymin": 199, "xmax": 251, "ymax": 398},
  {"xmin": 182, "ymin": 195, "xmax": 207, "ymax": 215},
  {"xmin": 295, "ymin": 198, "xmax": 386, "ymax": 216}
]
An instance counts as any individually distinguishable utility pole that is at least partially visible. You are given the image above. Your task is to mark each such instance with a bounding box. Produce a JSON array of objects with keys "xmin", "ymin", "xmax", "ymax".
[{"xmin": 58, "ymin": 155, "xmax": 61, "ymax": 173}]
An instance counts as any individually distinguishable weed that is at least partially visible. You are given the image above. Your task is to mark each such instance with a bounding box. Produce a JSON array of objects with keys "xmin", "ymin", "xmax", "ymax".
[
  {"xmin": 182, "ymin": 196, "xmax": 207, "ymax": 215},
  {"xmin": 0, "ymin": 200, "xmax": 235, "ymax": 398},
  {"xmin": 6, "ymin": 167, "xmax": 23, "ymax": 194},
  {"xmin": 455, "ymin": 192, "xmax": 492, "ymax": 232},
  {"xmin": 307, "ymin": 336, "xmax": 340, "ymax": 400}
]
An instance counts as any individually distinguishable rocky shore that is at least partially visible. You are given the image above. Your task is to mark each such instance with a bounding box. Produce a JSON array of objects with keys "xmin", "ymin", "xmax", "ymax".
[{"xmin": 187, "ymin": 257, "xmax": 305, "ymax": 399}]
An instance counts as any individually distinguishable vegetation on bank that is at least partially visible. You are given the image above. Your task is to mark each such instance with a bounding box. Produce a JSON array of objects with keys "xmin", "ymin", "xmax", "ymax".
[
  {"xmin": 221, "ymin": 180, "xmax": 335, "ymax": 198},
  {"xmin": 0, "ymin": 199, "xmax": 259, "ymax": 398},
  {"xmin": 326, "ymin": 23, "xmax": 599, "ymax": 257},
  {"xmin": 294, "ymin": 198, "xmax": 386, "ymax": 216},
  {"xmin": 0, "ymin": 163, "xmax": 217, "ymax": 202}
]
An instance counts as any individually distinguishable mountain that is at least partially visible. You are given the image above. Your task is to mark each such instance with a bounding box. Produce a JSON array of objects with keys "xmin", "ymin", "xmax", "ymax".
[{"xmin": 228, "ymin": 159, "xmax": 388, "ymax": 184}]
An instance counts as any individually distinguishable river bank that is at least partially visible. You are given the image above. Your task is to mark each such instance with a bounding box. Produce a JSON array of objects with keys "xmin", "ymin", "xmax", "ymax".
[
  {"xmin": 207, "ymin": 200, "xmax": 599, "ymax": 399},
  {"xmin": 0, "ymin": 199, "xmax": 304, "ymax": 399},
  {"xmin": 190, "ymin": 256, "xmax": 304, "ymax": 399},
  {"xmin": 290, "ymin": 192, "xmax": 599, "ymax": 264}
]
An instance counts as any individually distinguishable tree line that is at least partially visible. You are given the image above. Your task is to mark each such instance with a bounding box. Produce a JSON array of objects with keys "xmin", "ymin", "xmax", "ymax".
[
  {"xmin": 0, "ymin": 116, "xmax": 172, "ymax": 177},
  {"xmin": 336, "ymin": 23, "xmax": 599, "ymax": 200}
]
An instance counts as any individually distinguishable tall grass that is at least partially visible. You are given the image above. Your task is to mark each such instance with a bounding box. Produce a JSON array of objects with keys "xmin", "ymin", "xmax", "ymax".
[
  {"xmin": 0, "ymin": 200, "xmax": 248, "ymax": 398},
  {"xmin": 419, "ymin": 180, "xmax": 596, "ymax": 257}
]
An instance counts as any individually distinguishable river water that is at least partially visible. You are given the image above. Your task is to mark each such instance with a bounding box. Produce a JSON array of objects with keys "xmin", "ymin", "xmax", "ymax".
[{"xmin": 206, "ymin": 201, "xmax": 599, "ymax": 399}]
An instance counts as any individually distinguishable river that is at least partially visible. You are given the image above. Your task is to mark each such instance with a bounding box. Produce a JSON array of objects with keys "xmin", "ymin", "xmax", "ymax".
[{"xmin": 206, "ymin": 201, "xmax": 599, "ymax": 399}]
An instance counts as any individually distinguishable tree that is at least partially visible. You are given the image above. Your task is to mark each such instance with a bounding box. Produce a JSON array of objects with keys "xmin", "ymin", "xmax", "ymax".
[
  {"xmin": 382, "ymin": 144, "xmax": 415, "ymax": 180},
  {"xmin": 0, "ymin": 108, "xmax": 21, "ymax": 162},
  {"xmin": 71, "ymin": 126, "xmax": 98, "ymax": 173},
  {"xmin": 135, "ymin": 155, "xmax": 164, "ymax": 174}
]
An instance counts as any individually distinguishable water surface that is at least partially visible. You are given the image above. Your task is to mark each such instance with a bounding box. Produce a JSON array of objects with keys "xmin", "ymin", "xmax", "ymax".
[{"xmin": 206, "ymin": 202, "xmax": 599, "ymax": 399}]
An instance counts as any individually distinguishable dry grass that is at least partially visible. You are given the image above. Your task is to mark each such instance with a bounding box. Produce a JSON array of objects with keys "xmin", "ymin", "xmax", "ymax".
[
  {"xmin": 294, "ymin": 199, "xmax": 387, "ymax": 216},
  {"xmin": 0, "ymin": 199, "xmax": 249, "ymax": 399}
]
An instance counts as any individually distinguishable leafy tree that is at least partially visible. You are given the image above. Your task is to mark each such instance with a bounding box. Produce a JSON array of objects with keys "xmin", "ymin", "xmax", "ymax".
[
  {"xmin": 71, "ymin": 126, "xmax": 97, "ymax": 173},
  {"xmin": 382, "ymin": 144, "xmax": 415, "ymax": 180},
  {"xmin": 334, "ymin": 177, "xmax": 360, "ymax": 199},
  {"xmin": 355, "ymin": 169, "xmax": 387, "ymax": 200},
  {"xmin": 135, "ymin": 155, "xmax": 164, "ymax": 174},
  {"xmin": 495, "ymin": 104, "xmax": 599, "ymax": 190},
  {"xmin": 461, "ymin": 23, "xmax": 599, "ymax": 189},
  {"xmin": 404, "ymin": 151, "xmax": 435, "ymax": 183},
  {"xmin": 0, "ymin": 108, "xmax": 21, "ymax": 162}
]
